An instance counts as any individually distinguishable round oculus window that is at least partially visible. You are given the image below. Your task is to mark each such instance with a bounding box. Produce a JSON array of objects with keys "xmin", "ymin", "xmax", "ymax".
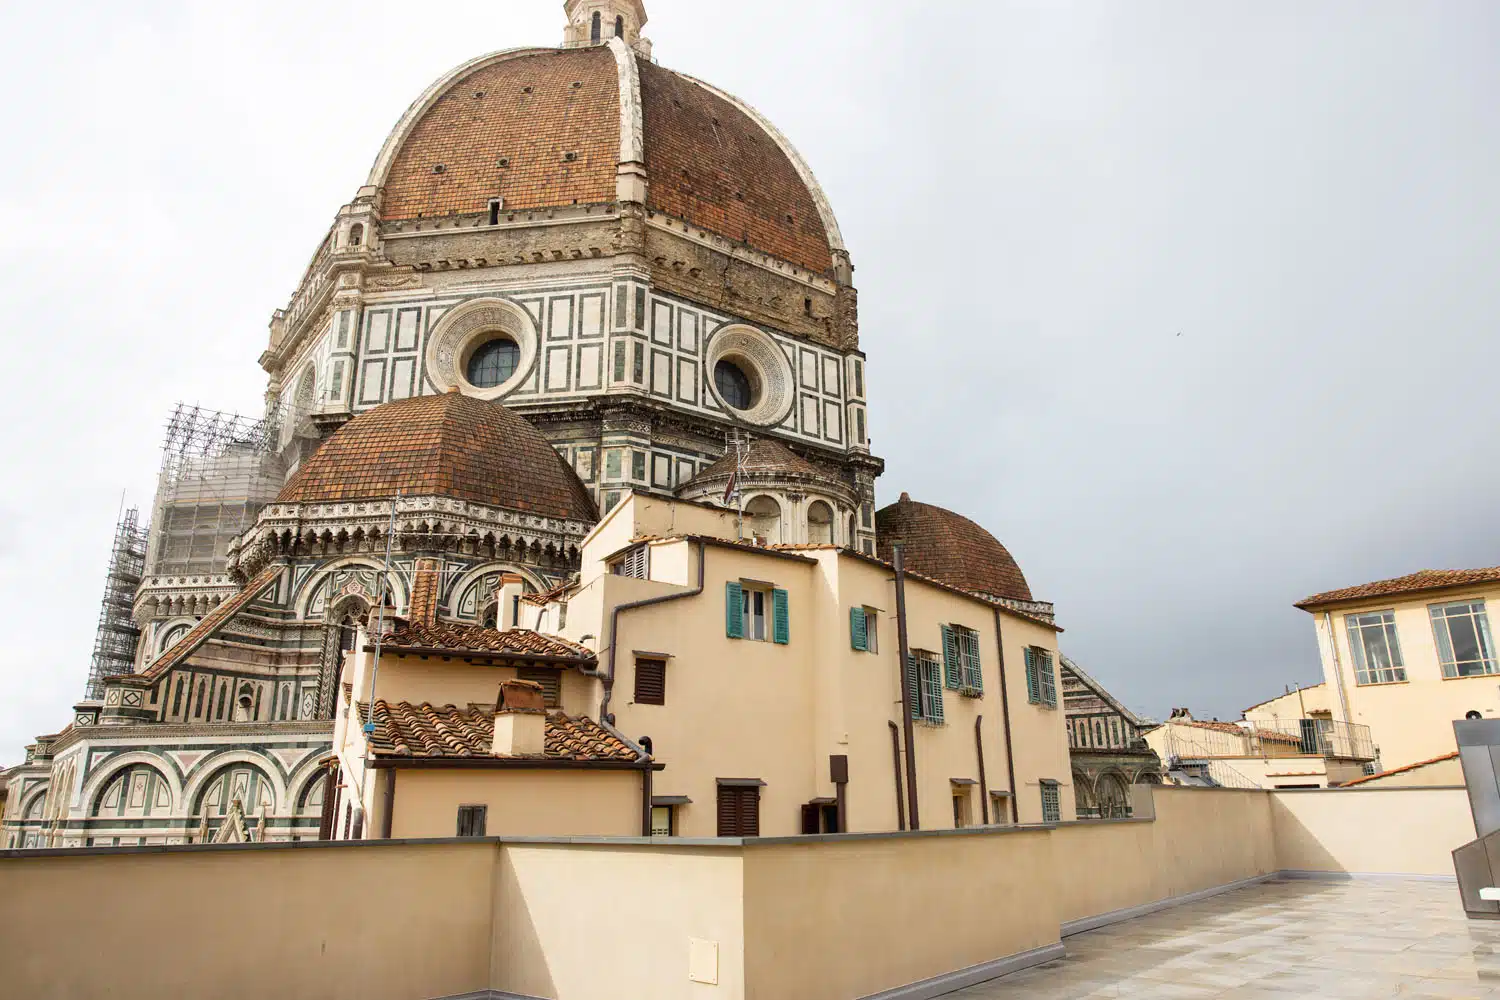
[
  {"xmin": 714, "ymin": 360, "xmax": 754, "ymax": 411},
  {"xmin": 466, "ymin": 338, "xmax": 520, "ymax": 389}
]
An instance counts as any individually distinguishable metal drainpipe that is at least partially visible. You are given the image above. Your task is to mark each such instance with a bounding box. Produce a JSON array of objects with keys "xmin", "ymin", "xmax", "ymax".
[
  {"xmin": 893, "ymin": 544, "xmax": 920, "ymax": 830},
  {"xmin": 888, "ymin": 721, "xmax": 907, "ymax": 831},
  {"xmin": 1324, "ymin": 611, "xmax": 1354, "ymax": 726},
  {"xmin": 584, "ymin": 541, "xmax": 706, "ymax": 725},
  {"xmin": 975, "ymin": 716, "xmax": 990, "ymax": 825},
  {"xmin": 602, "ymin": 718, "xmax": 655, "ymax": 836},
  {"xmin": 991, "ymin": 607, "xmax": 1020, "ymax": 825}
]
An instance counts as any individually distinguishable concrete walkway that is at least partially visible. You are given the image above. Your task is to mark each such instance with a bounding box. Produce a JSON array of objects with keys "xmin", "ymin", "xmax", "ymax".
[{"xmin": 950, "ymin": 878, "xmax": 1500, "ymax": 999}]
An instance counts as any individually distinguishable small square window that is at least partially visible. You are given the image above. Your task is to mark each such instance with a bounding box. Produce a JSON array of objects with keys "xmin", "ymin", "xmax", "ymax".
[
  {"xmin": 635, "ymin": 658, "xmax": 666, "ymax": 706},
  {"xmin": 650, "ymin": 805, "xmax": 674, "ymax": 836},
  {"xmin": 456, "ymin": 805, "xmax": 488, "ymax": 838}
]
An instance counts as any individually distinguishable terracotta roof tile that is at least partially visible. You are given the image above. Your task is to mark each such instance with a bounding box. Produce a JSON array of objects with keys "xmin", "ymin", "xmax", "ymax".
[
  {"xmin": 380, "ymin": 621, "xmax": 595, "ymax": 661},
  {"xmin": 1296, "ymin": 568, "xmax": 1500, "ymax": 610},
  {"xmin": 382, "ymin": 48, "xmax": 620, "ymax": 221},
  {"xmin": 875, "ymin": 494, "xmax": 1033, "ymax": 603},
  {"xmin": 684, "ymin": 437, "xmax": 826, "ymax": 487},
  {"xmin": 133, "ymin": 566, "xmax": 282, "ymax": 682},
  {"xmin": 277, "ymin": 393, "xmax": 597, "ymax": 522},
  {"xmin": 1340, "ymin": 751, "xmax": 1460, "ymax": 787},
  {"xmin": 364, "ymin": 701, "xmax": 638, "ymax": 761}
]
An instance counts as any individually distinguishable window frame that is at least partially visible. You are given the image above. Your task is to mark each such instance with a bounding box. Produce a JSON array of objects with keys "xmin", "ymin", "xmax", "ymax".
[
  {"xmin": 727, "ymin": 582, "xmax": 789, "ymax": 645},
  {"xmin": 716, "ymin": 781, "xmax": 763, "ymax": 837},
  {"xmin": 611, "ymin": 544, "xmax": 650, "ymax": 580},
  {"xmin": 1344, "ymin": 610, "xmax": 1408, "ymax": 685},
  {"xmin": 906, "ymin": 651, "xmax": 946, "ymax": 725},
  {"xmin": 942, "ymin": 624, "xmax": 984, "ymax": 696},
  {"xmin": 1024, "ymin": 647, "xmax": 1058, "ymax": 708},
  {"xmin": 649, "ymin": 805, "xmax": 675, "ymax": 837},
  {"xmin": 1040, "ymin": 781, "xmax": 1061, "ymax": 824},
  {"xmin": 456, "ymin": 805, "xmax": 488, "ymax": 838},
  {"xmin": 634, "ymin": 657, "xmax": 667, "ymax": 706},
  {"xmin": 1429, "ymin": 600, "xmax": 1498, "ymax": 679},
  {"xmin": 850, "ymin": 606, "xmax": 880, "ymax": 653}
]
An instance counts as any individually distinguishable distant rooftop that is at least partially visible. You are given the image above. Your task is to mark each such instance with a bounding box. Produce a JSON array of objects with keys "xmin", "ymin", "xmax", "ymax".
[{"xmin": 1296, "ymin": 567, "xmax": 1500, "ymax": 610}]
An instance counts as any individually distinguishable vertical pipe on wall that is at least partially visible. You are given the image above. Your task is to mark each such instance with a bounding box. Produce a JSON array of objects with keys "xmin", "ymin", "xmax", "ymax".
[
  {"xmin": 992, "ymin": 608, "xmax": 1020, "ymax": 825},
  {"xmin": 1324, "ymin": 611, "xmax": 1354, "ymax": 726},
  {"xmin": 888, "ymin": 721, "xmax": 906, "ymax": 831},
  {"xmin": 893, "ymin": 545, "xmax": 920, "ymax": 830},
  {"xmin": 975, "ymin": 716, "xmax": 990, "ymax": 825}
]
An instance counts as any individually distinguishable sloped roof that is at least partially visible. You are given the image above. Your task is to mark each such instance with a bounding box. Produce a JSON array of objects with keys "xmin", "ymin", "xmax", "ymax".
[
  {"xmin": 364, "ymin": 702, "xmax": 638, "ymax": 762},
  {"xmin": 1059, "ymin": 656, "xmax": 1151, "ymax": 728},
  {"xmin": 1296, "ymin": 568, "xmax": 1500, "ymax": 610},
  {"xmin": 378, "ymin": 622, "xmax": 596, "ymax": 662},
  {"xmin": 1340, "ymin": 751, "xmax": 1460, "ymax": 787},
  {"xmin": 875, "ymin": 494, "xmax": 1033, "ymax": 604},
  {"xmin": 134, "ymin": 565, "xmax": 282, "ymax": 682}
]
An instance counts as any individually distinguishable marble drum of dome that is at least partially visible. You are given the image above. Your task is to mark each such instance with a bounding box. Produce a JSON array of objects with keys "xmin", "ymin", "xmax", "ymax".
[
  {"xmin": 704, "ymin": 324, "xmax": 796, "ymax": 427},
  {"xmin": 424, "ymin": 297, "xmax": 540, "ymax": 400}
]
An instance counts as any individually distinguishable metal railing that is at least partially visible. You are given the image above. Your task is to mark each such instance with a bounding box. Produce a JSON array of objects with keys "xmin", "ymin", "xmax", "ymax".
[{"xmin": 1250, "ymin": 718, "xmax": 1376, "ymax": 761}]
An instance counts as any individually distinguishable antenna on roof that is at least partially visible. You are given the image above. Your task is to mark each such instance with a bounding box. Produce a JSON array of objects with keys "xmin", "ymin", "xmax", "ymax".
[{"xmin": 725, "ymin": 431, "xmax": 750, "ymax": 540}]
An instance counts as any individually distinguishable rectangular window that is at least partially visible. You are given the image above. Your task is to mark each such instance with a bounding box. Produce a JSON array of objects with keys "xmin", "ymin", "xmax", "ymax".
[
  {"xmin": 633, "ymin": 341, "xmax": 645, "ymax": 383},
  {"xmin": 727, "ymin": 583, "xmax": 786, "ymax": 644},
  {"xmin": 456, "ymin": 805, "xmax": 488, "ymax": 838},
  {"xmin": 650, "ymin": 805, "xmax": 674, "ymax": 837},
  {"xmin": 906, "ymin": 652, "xmax": 945, "ymax": 725},
  {"xmin": 717, "ymin": 783, "xmax": 761, "ymax": 837},
  {"xmin": 604, "ymin": 449, "xmax": 623, "ymax": 481},
  {"xmin": 855, "ymin": 408, "xmax": 866, "ymax": 445},
  {"xmin": 611, "ymin": 544, "xmax": 650, "ymax": 580},
  {"xmin": 1040, "ymin": 782, "xmax": 1061, "ymax": 824},
  {"xmin": 634, "ymin": 287, "xmax": 647, "ymax": 330},
  {"xmin": 942, "ymin": 625, "xmax": 983, "ymax": 696},
  {"xmin": 615, "ymin": 285, "xmax": 629, "ymax": 328},
  {"xmin": 1345, "ymin": 610, "xmax": 1407, "ymax": 685},
  {"xmin": 1025, "ymin": 648, "xmax": 1057, "ymax": 708},
  {"xmin": 850, "ymin": 607, "xmax": 879, "ymax": 652},
  {"xmin": 853, "ymin": 359, "xmax": 864, "ymax": 398},
  {"xmin": 1431, "ymin": 601, "xmax": 1498, "ymax": 678},
  {"xmin": 336, "ymin": 310, "xmax": 350, "ymax": 349},
  {"xmin": 631, "ymin": 450, "xmax": 647, "ymax": 482},
  {"xmin": 613, "ymin": 340, "xmax": 627, "ymax": 382},
  {"xmin": 635, "ymin": 658, "xmax": 666, "ymax": 706},
  {"xmin": 517, "ymin": 668, "xmax": 561, "ymax": 708},
  {"xmin": 952, "ymin": 788, "xmax": 972, "ymax": 829}
]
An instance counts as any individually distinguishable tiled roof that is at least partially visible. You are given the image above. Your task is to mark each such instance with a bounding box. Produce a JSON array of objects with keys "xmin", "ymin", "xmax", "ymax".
[
  {"xmin": 276, "ymin": 393, "xmax": 597, "ymax": 521},
  {"xmin": 364, "ymin": 702, "xmax": 638, "ymax": 761},
  {"xmin": 684, "ymin": 437, "xmax": 828, "ymax": 487},
  {"xmin": 1295, "ymin": 568, "xmax": 1500, "ymax": 610},
  {"xmin": 382, "ymin": 48, "xmax": 620, "ymax": 221},
  {"xmin": 135, "ymin": 566, "xmax": 282, "ymax": 681},
  {"xmin": 638, "ymin": 59, "xmax": 833, "ymax": 275},
  {"xmin": 520, "ymin": 581, "xmax": 572, "ymax": 607},
  {"xmin": 1173, "ymin": 718, "xmax": 1248, "ymax": 736},
  {"xmin": 875, "ymin": 494, "xmax": 1033, "ymax": 603},
  {"xmin": 379, "ymin": 621, "xmax": 596, "ymax": 662},
  {"xmin": 1340, "ymin": 751, "xmax": 1460, "ymax": 787}
]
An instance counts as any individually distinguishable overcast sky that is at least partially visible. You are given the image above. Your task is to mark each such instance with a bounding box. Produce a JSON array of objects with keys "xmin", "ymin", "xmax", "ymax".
[{"xmin": 0, "ymin": 1, "xmax": 1495, "ymax": 762}]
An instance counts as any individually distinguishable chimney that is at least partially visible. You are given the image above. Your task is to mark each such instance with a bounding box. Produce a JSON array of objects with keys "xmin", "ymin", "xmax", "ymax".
[
  {"xmin": 498, "ymin": 573, "xmax": 526, "ymax": 630},
  {"xmin": 409, "ymin": 557, "xmax": 442, "ymax": 627},
  {"xmin": 493, "ymin": 679, "xmax": 547, "ymax": 757}
]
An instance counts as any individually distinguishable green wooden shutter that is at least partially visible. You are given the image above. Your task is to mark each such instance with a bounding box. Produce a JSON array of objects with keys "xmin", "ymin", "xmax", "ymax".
[
  {"xmin": 924, "ymin": 656, "xmax": 945, "ymax": 724},
  {"xmin": 1040, "ymin": 652, "xmax": 1057, "ymax": 707},
  {"xmin": 1024, "ymin": 647, "xmax": 1040, "ymax": 704},
  {"xmin": 962, "ymin": 629, "xmax": 983, "ymax": 693},
  {"xmin": 905, "ymin": 654, "xmax": 920, "ymax": 720},
  {"xmin": 850, "ymin": 607, "xmax": 868, "ymax": 651},
  {"xmin": 941, "ymin": 625, "xmax": 961, "ymax": 689},
  {"xmin": 725, "ymin": 582, "xmax": 744, "ymax": 639},
  {"xmin": 772, "ymin": 589, "xmax": 790, "ymax": 645}
]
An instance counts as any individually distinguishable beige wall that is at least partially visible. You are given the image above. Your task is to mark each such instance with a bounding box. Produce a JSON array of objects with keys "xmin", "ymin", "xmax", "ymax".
[
  {"xmin": 1271, "ymin": 786, "xmax": 1472, "ymax": 876},
  {"xmin": 0, "ymin": 785, "xmax": 1472, "ymax": 1000},
  {"xmin": 389, "ymin": 769, "xmax": 641, "ymax": 839},
  {"xmin": 1353, "ymin": 755, "xmax": 1463, "ymax": 788},
  {"xmin": 1311, "ymin": 585, "xmax": 1500, "ymax": 770},
  {"xmin": 741, "ymin": 828, "xmax": 1059, "ymax": 1000},
  {"xmin": 1244, "ymin": 684, "xmax": 1330, "ymax": 727},
  {"xmin": 0, "ymin": 841, "xmax": 498, "ymax": 1000}
]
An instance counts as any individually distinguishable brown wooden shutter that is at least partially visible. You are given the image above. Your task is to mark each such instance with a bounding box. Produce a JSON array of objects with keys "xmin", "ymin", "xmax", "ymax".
[
  {"xmin": 717, "ymin": 787, "xmax": 739, "ymax": 836},
  {"xmin": 740, "ymin": 788, "xmax": 760, "ymax": 837},
  {"xmin": 801, "ymin": 803, "xmax": 820, "ymax": 835},
  {"xmin": 634, "ymin": 659, "xmax": 667, "ymax": 706},
  {"xmin": 517, "ymin": 668, "xmax": 561, "ymax": 708}
]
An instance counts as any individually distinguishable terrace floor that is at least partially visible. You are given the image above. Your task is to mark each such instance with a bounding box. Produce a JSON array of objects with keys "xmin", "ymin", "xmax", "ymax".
[{"xmin": 951, "ymin": 877, "xmax": 1500, "ymax": 999}]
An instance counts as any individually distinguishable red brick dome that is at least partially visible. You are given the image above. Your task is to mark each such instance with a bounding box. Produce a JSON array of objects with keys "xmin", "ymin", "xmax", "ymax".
[
  {"xmin": 876, "ymin": 494, "xmax": 1033, "ymax": 603},
  {"xmin": 370, "ymin": 45, "xmax": 841, "ymax": 276},
  {"xmin": 277, "ymin": 392, "xmax": 597, "ymax": 522}
]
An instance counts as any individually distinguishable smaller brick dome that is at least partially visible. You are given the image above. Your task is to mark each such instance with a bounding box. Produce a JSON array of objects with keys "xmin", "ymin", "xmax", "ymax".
[
  {"xmin": 277, "ymin": 392, "xmax": 597, "ymax": 522},
  {"xmin": 876, "ymin": 494, "xmax": 1033, "ymax": 603}
]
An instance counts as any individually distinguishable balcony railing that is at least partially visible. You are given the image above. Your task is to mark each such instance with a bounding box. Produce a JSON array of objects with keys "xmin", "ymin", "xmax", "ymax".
[{"xmin": 1164, "ymin": 717, "xmax": 1376, "ymax": 764}]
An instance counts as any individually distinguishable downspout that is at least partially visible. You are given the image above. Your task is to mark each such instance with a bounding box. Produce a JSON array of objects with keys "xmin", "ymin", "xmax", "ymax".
[
  {"xmin": 584, "ymin": 541, "xmax": 706, "ymax": 725},
  {"xmin": 1323, "ymin": 611, "xmax": 1354, "ymax": 726},
  {"xmin": 975, "ymin": 716, "xmax": 990, "ymax": 825},
  {"xmin": 602, "ymin": 719, "xmax": 655, "ymax": 837},
  {"xmin": 888, "ymin": 721, "xmax": 907, "ymax": 831},
  {"xmin": 893, "ymin": 544, "xmax": 920, "ymax": 830},
  {"xmin": 380, "ymin": 770, "xmax": 396, "ymax": 840},
  {"xmin": 991, "ymin": 607, "xmax": 1020, "ymax": 825}
]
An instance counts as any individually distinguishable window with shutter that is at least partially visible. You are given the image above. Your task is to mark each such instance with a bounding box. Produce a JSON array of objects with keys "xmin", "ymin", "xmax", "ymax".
[
  {"xmin": 961, "ymin": 628, "xmax": 983, "ymax": 694},
  {"xmin": 611, "ymin": 545, "xmax": 650, "ymax": 580},
  {"xmin": 634, "ymin": 658, "xmax": 666, "ymax": 706},
  {"xmin": 922, "ymin": 655, "xmax": 945, "ymax": 724},
  {"xmin": 1024, "ymin": 648, "xmax": 1040, "ymax": 704},
  {"xmin": 1038, "ymin": 652, "xmax": 1057, "ymax": 708},
  {"xmin": 905, "ymin": 654, "xmax": 921, "ymax": 722},
  {"xmin": 716, "ymin": 784, "xmax": 761, "ymax": 836},
  {"xmin": 725, "ymin": 582, "xmax": 744, "ymax": 639},
  {"xmin": 456, "ymin": 806, "xmax": 488, "ymax": 838},
  {"xmin": 1040, "ymin": 782, "xmax": 1061, "ymax": 823},
  {"xmin": 941, "ymin": 625, "xmax": 961, "ymax": 689},
  {"xmin": 517, "ymin": 668, "xmax": 562, "ymax": 708},
  {"xmin": 772, "ymin": 589, "xmax": 790, "ymax": 645},
  {"xmin": 850, "ymin": 607, "xmax": 867, "ymax": 651}
]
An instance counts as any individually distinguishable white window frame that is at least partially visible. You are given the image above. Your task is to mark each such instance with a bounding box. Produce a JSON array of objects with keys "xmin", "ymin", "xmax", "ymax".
[
  {"xmin": 1430, "ymin": 600, "xmax": 1498, "ymax": 678},
  {"xmin": 1344, "ymin": 610, "xmax": 1407, "ymax": 685},
  {"xmin": 742, "ymin": 586, "xmax": 769, "ymax": 642}
]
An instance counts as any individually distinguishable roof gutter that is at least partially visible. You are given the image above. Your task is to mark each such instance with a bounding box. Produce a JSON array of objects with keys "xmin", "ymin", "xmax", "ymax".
[
  {"xmin": 359, "ymin": 646, "xmax": 594, "ymax": 668},
  {"xmin": 585, "ymin": 540, "xmax": 706, "ymax": 726}
]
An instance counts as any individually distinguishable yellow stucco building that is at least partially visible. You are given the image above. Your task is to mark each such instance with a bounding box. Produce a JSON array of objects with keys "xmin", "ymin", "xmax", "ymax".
[{"xmin": 1297, "ymin": 567, "xmax": 1500, "ymax": 772}]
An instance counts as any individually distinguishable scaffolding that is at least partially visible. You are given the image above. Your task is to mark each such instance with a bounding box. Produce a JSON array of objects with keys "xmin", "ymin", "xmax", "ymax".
[
  {"xmin": 145, "ymin": 404, "xmax": 286, "ymax": 578},
  {"xmin": 84, "ymin": 508, "xmax": 148, "ymax": 700}
]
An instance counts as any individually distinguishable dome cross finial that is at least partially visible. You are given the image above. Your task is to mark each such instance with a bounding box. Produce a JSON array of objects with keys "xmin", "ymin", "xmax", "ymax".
[{"xmin": 563, "ymin": 0, "xmax": 651, "ymax": 56}]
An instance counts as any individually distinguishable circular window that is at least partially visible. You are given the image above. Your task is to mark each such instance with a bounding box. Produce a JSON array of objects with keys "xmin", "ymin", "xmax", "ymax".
[
  {"xmin": 466, "ymin": 338, "xmax": 520, "ymax": 388},
  {"xmin": 715, "ymin": 360, "xmax": 755, "ymax": 411}
]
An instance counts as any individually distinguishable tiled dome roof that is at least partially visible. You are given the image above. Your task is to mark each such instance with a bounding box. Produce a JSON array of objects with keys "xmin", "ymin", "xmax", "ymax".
[
  {"xmin": 688, "ymin": 437, "xmax": 825, "ymax": 484},
  {"xmin": 277, "ymin": 392, "xmax": 597, "ymax": 522},
  {"xmin": 373, "ymin": 46, "xmax": 837, "ymax": 275},
  {"xmin": 876, "ymin": 494, "xmax": 1033, "ymax": 603}
]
